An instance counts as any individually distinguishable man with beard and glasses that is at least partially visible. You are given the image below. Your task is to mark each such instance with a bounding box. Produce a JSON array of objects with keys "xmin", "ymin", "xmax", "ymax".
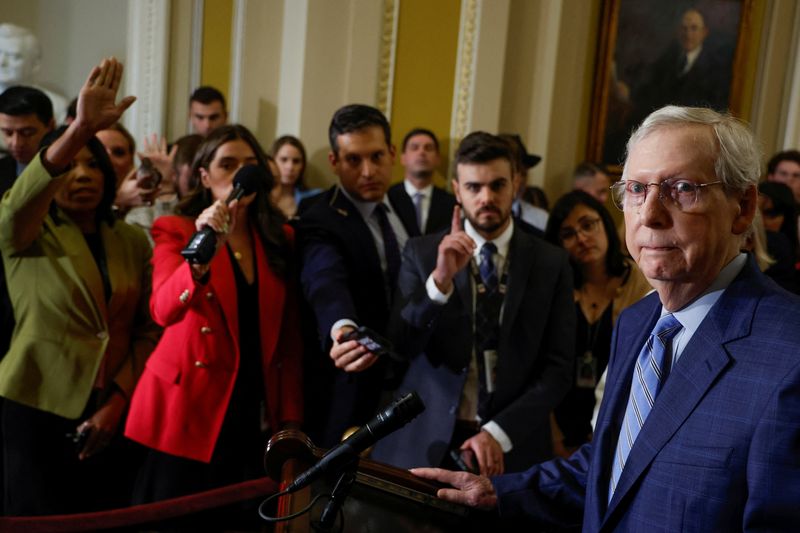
[{"xmin": 370, "ymin": 131, "xmax": 574, "ymax": 475}]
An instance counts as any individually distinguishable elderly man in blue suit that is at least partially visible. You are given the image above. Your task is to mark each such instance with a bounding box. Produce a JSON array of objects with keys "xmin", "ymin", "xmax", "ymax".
[{"xmin": 413, "ymin": 106, "xmax": 800, "ymax": 531}]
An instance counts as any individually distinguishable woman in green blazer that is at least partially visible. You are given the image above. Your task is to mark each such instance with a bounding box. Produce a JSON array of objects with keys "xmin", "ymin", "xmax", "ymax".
[{"xmin": 0, "ymin": 58, "xmax": 158, "ymax": 515}]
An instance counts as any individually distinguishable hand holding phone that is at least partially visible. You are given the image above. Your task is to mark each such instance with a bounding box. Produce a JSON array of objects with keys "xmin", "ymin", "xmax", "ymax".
[
  {"xmin": 340, "ymin": 326, "xmax": 393, "ymax": 357},
  {"xmin": 136, "ymin": 157, "xmax": 163, "ymax": 190}
]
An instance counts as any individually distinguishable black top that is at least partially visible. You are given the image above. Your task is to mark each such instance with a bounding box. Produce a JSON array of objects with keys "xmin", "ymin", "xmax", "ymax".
[{"xmin": 554, "ymin": 301, "xmax": 613, "ymax": 448}]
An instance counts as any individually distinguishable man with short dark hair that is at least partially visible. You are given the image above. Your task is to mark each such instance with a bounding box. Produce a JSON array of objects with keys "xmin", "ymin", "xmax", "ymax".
[
  {"xmin": 371, "ymin": 131, "xmax": 574, "ymax": 475},
  {"xmin": 188, "ymin": 86, "xmax": 227, "ymax": 137},
  {"xmin": 573, "ymin": 161, "xmax": 611, "ymax": 204},
  {"xmin": 765, "ymin": 149, "xmax": 800, "ymax": 204},
  {"xmin": 0, "ymin": 86, "xmax": 54, "ymax": 363},
  {"xmin": 297, "ymin": 104, "xmax": 409, "ymax": 447},
  {"xmin": 388, "ymin": 128, "xmax": 455, "ymax": 236},
  {"xmin": 413, "ymin": 107, "xmax": 800, "ymax": 532},
  {"xmin": 0, "ymin": 85, "xmax": 54, "ymax": 190}
]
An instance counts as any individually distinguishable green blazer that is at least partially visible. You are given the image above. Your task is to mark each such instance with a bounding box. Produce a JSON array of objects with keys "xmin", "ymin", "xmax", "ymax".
[{"xmin": 0, "ymin": 153, "xmax": 160, "ymax": 419}]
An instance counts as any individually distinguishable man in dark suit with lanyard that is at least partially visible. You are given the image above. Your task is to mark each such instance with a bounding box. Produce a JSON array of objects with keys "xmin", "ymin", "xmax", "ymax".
[
  {"xmin": 387, "ymin": 128, "xmax": 455, "ymax": 236},
  {"xmin": 371, "ymin": 131, "xmax": 574, "ymax": 475}
]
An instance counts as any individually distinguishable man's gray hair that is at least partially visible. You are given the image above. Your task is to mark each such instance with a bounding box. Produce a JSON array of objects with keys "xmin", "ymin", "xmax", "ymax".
[{"xmin": 624, "ymin": 106, "xmax": 761, "ymax": 192}]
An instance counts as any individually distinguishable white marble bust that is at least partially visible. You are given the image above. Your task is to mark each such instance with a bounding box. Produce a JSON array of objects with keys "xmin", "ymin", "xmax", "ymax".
[{"xmin": 0, "ymin": 23, "xmax": 68, "ymax": 123}]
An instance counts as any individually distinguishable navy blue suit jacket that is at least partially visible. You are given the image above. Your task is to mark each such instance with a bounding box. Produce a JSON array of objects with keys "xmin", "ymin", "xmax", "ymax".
[
  {"xmin": 371, "ymin": 225, "xmax": 575, "ymax": 472},
  {"xmin": 295, "ymin": 185, "xmax": 395, "ymax": 446},
  {"xmin": 492, "ymin": 259, "xmax": 800, "ymax": 531}
]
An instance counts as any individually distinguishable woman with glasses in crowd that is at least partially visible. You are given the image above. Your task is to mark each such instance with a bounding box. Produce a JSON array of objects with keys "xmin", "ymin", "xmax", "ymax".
[{"xmin": 544, "ymin": 190, "xmax": 651, "ymax": 457}]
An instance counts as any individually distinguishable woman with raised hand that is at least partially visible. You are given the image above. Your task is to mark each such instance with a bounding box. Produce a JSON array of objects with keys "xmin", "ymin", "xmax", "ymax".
[{"xmin": 0, "ymin": 58, "xmax": 159, "ymax": 515}]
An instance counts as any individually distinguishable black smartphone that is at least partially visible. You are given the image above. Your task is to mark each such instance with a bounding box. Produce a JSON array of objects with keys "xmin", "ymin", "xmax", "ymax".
[
  {"xmin": 136, "ymin": 157, "xmax": 163, "ymax": 190},
  {"xmin": 449, "ymin": 448, "xmax": 479, "ymax": 474},
  {"xmin": 341, "ymin": 326, "xmax": 393, "ymax": 357}
]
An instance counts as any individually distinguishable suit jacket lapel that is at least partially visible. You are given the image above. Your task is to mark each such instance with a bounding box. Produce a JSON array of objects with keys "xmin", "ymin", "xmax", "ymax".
[
  {"xmin": 602, "ymin": 267, "xmax": 760, "ymax": 525},
  {"xmin": 101, "ymin": 222, "xmax": 123, "ymax": 320},
  {"xmin": 388, "ymin": 186, "xmax": 420, "ymax": 237},
  {"xmin": 500, "ymin": 228, "xmax": 532, "ymax": 336},
  {"xmin": 210, "ymin": 245, "xmax": 239, "ymax": 349},
  {"xmin": 255, "ymin": 227, "xmax": 285, "ymax": 367},
  {"xmin": 427, "ymin": 188, "xmax": 451, "ymax": 234},
  {"xmin": 58, "ymin": 216, "xmax": 107, "ymax": 324}
]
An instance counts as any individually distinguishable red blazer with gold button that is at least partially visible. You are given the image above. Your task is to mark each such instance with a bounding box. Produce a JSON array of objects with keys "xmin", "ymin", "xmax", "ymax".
[{"xmin": 125, "ymin": 215, "xmax": 303, "ymax": 463}]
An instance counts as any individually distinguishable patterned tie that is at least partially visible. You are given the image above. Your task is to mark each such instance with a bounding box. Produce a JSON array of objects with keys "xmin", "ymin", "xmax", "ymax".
[
  {"xmin": 474, "ymin": 242, "xmax": 500, "ymax": 417},
  {"xmin": 413, "ymin": 192, "xmax": 424, "ymax": 233},
  {"xmin": 374, "ymin": 204, "xmax": 401, "ymax": 294},
  {"xmin": 478, "ymin": 242, "xmax": 498, "ymax": 290},
  {"xmin": 608, "ymin": 313, "xmax": 682, "ymax": 502}
]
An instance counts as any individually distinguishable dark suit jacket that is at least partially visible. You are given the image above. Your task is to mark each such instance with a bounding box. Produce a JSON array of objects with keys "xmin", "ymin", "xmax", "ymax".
[
  {"xmin": 387, "ymin": 182, "xmax": 456, "ymax": 237},
  {"xmin": 295, "ymin": 185, "xmax": 395, "ymax": 446},
  {"xmin": 371, "ymin": 225, "xmax": 575, "ymax": 472},
  {"xmin": 0, "ymin": 156, "xmax": 17, "ymax": 357},
  {"xmin": 634, "ymin": 42, "xmax": 733, "ymax": 124},
  {"xmin": 492, "ymin": 260, "xmax": 800, "ymax": 531}
]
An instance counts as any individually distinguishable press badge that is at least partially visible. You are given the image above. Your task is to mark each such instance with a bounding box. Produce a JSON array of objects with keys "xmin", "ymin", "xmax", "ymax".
[
  {"xmin": 483, "ymin": 349, "xmax": 499, "ymax": 393},
  {"xmin": 576, "ymin": 351, "xmax": 597, "ymax": 388}
]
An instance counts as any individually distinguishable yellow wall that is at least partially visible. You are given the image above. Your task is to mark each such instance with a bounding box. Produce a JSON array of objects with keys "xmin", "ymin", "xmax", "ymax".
[
  {"xmin": 390, "ymin": 0, "xmax": 461, "ymax": 188},
  {"xmin": 201, "ymin": 0, "xmax": 233, "ymax": 101}
]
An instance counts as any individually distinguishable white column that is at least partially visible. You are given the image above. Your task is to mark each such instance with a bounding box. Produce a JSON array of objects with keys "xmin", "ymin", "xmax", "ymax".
[{"xmin": 124, "ymin": 0, "xmax": 171, "ymax": 140}]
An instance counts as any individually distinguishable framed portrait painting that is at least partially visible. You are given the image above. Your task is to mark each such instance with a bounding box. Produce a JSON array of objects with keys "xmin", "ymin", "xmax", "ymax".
[{"xmin": 587, "ymin": 0, "xmax": 754, "ymax": 171}]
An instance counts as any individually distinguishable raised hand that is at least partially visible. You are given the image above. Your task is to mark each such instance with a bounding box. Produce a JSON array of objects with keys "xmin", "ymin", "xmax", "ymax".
[
  {"xmin": 138, "ymin": 133, "xmax": 177, "ymax": 189},
  {"xmin": 75, "ymin": 57, "xmax": 136, "ymax": 135},
  {"xmin": 42, "ymin": 58, "xmax": 136, "ymax": 174},
  {"xmin": 431, "ymin": 205, "xmax": 475, "ymax": 293}
]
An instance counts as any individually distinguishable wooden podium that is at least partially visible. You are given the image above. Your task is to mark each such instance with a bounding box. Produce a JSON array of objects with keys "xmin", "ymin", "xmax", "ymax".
[{"xmin": 264, "ymin": 430, "xmax": 495, "ymax": 532}]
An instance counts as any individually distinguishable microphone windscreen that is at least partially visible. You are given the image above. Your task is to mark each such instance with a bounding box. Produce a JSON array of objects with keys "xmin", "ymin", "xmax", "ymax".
[{"xmin": 232, "ymin": 164, "xmax": 266, "ymax": 195}]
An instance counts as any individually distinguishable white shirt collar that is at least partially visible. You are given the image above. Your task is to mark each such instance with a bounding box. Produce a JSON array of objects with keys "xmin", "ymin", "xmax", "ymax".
[
  {"xmin": 664, "ymin": 253, "xmax": 748, "ymax": 364},
  {"xmin": 464, "ymin": 218, "xmax": 514, "ymax": 260},
  {"xmin": 337, "ymin": 184, "xmax": 394, "ymax": 220},
  {"xmin": 404, "ymin": 179, "xmax": 433, "ymax": 198}
]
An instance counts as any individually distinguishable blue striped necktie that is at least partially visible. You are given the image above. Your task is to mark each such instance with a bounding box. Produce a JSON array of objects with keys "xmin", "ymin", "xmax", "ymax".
[{"xmin": 609, "ymin": 313, "xmax": 682, "ymax": 502}]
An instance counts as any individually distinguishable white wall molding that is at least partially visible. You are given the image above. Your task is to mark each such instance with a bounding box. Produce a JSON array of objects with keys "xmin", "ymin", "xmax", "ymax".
[
  {"xmin": 125, "ymin": 0, "xmax": 170, "ymax": 141},
  {"xmin": 449, "ymin": 0, "xmax": 480, "ymax": 166},
  {"xmin": 376, "ymin": 0, "xmax": 400, "ymax": 119},
  {"xmin": 780, "ymin": 1, "xmax": 800, "ymax": 148},
  {"xmin": 229, "ymin": 0, "xmax": 247, "ymax": 121},
  {"xmin": 276, "ymin": 0, "xmax": 309, "ymax": 136}
]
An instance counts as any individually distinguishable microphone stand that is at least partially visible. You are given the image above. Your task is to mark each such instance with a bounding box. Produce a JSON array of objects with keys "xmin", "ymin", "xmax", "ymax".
[{"xmin": 314, "ymin": 462, "xmax": 358, "ymax": 532}]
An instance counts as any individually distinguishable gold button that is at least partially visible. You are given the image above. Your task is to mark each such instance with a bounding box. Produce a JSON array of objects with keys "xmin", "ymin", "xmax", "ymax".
[
  {"xmin": 96, "ymin": 331, "xmax": 108, "ymax": 340},
  {"xmin": 205, "ymin": 292, "xmax": 214, "ymax": 300},
  {"xmin": 179, "ymin": 289, "xmax": 190, "ymax": 303},
  {"xmin": 194, "ymin": 361, "xmax": 207, "ymax": 368},
  {"xmin": 200, "ymin": 326, "xmax": 212, "ymax": 334}
]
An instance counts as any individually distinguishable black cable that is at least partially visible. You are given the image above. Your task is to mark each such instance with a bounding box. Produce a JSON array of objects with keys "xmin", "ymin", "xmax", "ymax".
[{"xmin": 257, "ymin": 488, "xmax": 327, "ymax": 523}]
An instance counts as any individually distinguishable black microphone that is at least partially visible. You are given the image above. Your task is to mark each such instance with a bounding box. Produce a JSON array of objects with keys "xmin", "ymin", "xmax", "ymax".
[
  {"xmin": 181, "ymin": 164, "xmax": 264, "ymax": 264},
  {"xmin": 285, "ymin": 391, "xmax": 425, "ymax": 493}
]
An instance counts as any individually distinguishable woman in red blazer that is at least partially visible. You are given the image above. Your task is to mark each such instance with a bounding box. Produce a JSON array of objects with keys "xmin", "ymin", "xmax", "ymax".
[{"xmin": 125, "ymin": 125, "xmax": 302, "ymax": 515}]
